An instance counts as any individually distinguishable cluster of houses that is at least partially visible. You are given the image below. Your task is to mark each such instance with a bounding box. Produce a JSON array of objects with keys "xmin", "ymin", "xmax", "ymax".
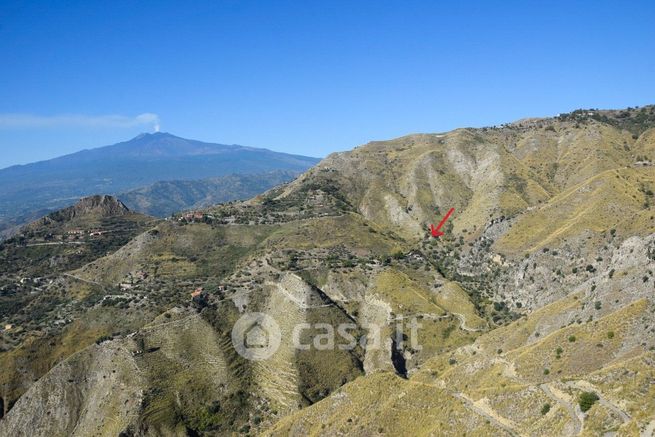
[
  {"xmin": 190, "ymin": 284, "xmax": 228, "ymax": 306},
  {"xmin": 178, "ymin": 211, "xmax": 215, "ymax": 223},
  {"xmin": 16, "ymin": 277, "xmax": 50, "ymax": 293},
  {"xmin": 179, "ymin": 211, "xmax": 206, "ymax": 222},
  {"xmin": 64, "ymin": 228, "xmax": 106, "ymax": 238}
]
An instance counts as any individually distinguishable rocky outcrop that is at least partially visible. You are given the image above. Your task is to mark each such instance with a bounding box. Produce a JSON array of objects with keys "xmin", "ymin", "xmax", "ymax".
[{"xmin": 49, "ymin": 195, "xmax": 130, "ymax": 221}]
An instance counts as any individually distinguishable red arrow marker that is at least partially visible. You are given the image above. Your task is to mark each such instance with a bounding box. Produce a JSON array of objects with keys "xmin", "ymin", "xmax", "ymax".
[{"xmin": 430, "ymin": 208, "xmax": 455, "ymax": 238}]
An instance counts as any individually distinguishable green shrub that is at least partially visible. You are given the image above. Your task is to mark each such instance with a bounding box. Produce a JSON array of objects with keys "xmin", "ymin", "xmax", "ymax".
[
  {"xmin": 568, "ymin": 335, "xmax": 576, "ymax": 342},
  {"xmin": 579, "ymin": 391, "xmax": 599, "ymax": 412},
  {"xmin": 541, "ymin": 403, "xmax": 551, "ymax": 415}
]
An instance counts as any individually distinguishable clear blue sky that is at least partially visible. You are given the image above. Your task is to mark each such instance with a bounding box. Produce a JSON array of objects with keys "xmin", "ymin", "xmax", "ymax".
[{"xmin": 1, "ymin": 0, "xmax": 654, "ymax": 169}]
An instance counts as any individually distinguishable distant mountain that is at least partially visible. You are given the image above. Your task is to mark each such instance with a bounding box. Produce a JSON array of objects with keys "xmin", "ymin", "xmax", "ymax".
[
  {"xmin": 118, "ymin": 170, "xmax": 300, "ymax": 217},
  {"xmin": 0, "ymin": 133, "xmax": 319, "ymax": 234}
]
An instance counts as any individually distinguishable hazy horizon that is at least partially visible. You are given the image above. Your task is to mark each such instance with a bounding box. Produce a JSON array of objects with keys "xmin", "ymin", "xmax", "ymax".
[{"xmin": 0, "ymin": 131, "xmax": 324, "ymax": 171}]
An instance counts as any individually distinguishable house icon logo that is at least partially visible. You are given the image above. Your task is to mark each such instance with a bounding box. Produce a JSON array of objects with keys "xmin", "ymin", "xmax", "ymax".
[
  {"xmin": 231, "ymin": 313, "xmax": 281, "ymax": 361},
  {"xmin": 244, "ymin": 323, "xmax": 269, "ymax": 349}
]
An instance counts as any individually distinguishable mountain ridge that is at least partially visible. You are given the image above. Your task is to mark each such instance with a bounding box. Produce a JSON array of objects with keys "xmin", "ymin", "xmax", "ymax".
[
  {"xmin": 1, "ymin": 104, "xmax": 655, "ymax": 435},
  {"xmin": 0, "ymin": 133, "xmax": 320, "ymax": 236},
  {"xmin": 118, "ymin": 170, "xmax": 301, "ymax": 217},
  {"xmin": 0, "ymin": 132, "xmax": 287, "ymax": 171}
]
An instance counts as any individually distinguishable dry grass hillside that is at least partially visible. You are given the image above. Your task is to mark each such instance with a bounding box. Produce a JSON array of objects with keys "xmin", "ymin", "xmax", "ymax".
[{"xmin": 1, "ymin": 105, "xmax": 655, "ymax": 436}]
